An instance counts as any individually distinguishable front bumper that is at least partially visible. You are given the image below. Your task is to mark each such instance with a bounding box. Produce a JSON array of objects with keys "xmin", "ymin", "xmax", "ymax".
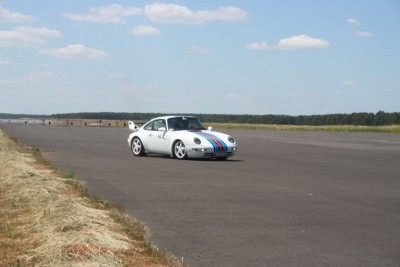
[{"xmin": 187, "ymin": 145, "xmax": 237, "ymax": 159}]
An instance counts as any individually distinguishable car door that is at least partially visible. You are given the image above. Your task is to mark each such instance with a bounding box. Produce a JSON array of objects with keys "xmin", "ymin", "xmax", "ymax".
[
  {"xmin": 141, "ymin": 121, "xmax": 155, "ymax": 152},
  {"xmin": 152, "ymin": 119, "xmax": 170, "ymax": 154}
]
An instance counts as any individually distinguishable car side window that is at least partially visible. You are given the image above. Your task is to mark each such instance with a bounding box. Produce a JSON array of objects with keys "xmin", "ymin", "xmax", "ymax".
[
  {"xmin": 152, "ymin": 119, "xmax": 165, "ymax": 131},
  {"xmin": 144, "ymin": 121, "xmax": 153, "ymax": 131},
  {"xmin": 168, "ymin": 118, "xmax": 179, "ymax": 131}
]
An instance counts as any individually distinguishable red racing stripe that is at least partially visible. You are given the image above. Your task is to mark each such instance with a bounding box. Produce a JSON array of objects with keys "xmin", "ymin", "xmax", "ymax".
[{"xmin": 198, "ymin": 132, "xmax": 224, "ymax": 151}]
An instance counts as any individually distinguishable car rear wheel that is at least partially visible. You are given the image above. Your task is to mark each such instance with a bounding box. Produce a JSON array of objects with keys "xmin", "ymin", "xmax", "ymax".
[
  {"xmin": 174, "ymin": 140, "xmax": 187, "ymax": 159},
  {"xmin": 131, "ymin": 137, "xmax": 144, "ymax": 156}
]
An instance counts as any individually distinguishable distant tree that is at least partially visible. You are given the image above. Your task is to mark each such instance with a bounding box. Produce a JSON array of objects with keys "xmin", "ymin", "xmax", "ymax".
[{"xmin": 2, "ymin": 111, "xmax": 399, "ymax": 126}]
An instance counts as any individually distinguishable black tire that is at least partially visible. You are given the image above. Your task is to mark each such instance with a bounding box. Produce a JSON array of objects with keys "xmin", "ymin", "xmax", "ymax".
[
  {"xmin": 173, "ymin": 140, "xmax": 187, "ymax": 160},
  {"xmin": 131, "ymin": 137, "xmax": 144, "ymax": 156}
]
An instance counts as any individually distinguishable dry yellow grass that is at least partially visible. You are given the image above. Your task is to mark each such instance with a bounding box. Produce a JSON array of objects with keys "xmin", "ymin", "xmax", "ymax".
[
  {"xmin": 23, "ymin": 118, "xmax": 399, "ymax": 133},
  {"xmin": 0, "ymin": 129, "xmax": 179, "ymax": 267}
]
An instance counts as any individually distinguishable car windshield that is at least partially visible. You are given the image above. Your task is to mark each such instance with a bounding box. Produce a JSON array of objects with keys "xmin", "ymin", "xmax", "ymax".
[{"xmin": 167, "ymin": 117, "xmax": 206, "ymax": 131}]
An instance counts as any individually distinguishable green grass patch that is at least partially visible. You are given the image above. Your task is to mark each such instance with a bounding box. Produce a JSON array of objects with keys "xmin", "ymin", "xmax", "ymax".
[{"xmin": 206, "ymin": 123, "xmax": 400, "ymax": 133}]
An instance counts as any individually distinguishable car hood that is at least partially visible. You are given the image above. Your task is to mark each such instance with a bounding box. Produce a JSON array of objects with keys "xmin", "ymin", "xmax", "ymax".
[{"xmin": 176, "ymin": 130, "xmax": 228, "ymax": 138}]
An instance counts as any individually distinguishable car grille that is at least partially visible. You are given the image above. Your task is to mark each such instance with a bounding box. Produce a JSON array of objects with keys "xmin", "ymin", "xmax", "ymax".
[{"xmin": 203, "ymin": 152, "xmax": 234, "ymax": 158}]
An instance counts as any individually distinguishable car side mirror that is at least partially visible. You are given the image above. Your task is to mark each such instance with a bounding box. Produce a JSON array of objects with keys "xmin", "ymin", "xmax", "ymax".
[
  {"xmin": 158, "ymin": 127, "xmax": 166, "ymax": 132},
  {"xmin": 208, "ymin": 126, "xmax": 213, "ymax": 131}
]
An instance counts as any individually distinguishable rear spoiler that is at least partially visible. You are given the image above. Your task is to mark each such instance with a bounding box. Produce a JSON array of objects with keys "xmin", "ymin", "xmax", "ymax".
[{"xmin": 128, "ymin": 121, "xmax": 139, "ymax": 132}]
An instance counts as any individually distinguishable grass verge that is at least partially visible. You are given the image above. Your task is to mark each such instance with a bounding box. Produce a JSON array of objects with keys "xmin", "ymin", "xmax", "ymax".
[
  {"xmin": 206, "ymin": 123, "xmax": 400, "ymax": 133},
  {"xmin": 7, "ymin": 118, "xmax": 399, "ymax": 133},
  {"xmin": 0, "ymin": 129, "xmax": 179, "ymax": 267}
]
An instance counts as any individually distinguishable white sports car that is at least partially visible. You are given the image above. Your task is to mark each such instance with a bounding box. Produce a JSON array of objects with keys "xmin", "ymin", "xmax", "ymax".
[{"xmin": 127, "ymin": 116, "xmax": 237, "ymax": 160}]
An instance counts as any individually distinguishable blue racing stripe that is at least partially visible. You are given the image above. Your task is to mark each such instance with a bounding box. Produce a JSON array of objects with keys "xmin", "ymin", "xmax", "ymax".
[
  {"xmin": 194, "ymin": 132, "xmax": 219, "ymax": 152},
  {"xmin": 193, "ymin": 131, "xmax": 228, "ymax": 152},
  {"xmin": 205, "ymin": 133, "xmax": 228, "ymax": 151}
]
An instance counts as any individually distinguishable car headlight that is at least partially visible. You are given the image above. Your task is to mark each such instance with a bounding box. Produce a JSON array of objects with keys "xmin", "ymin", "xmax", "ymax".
[
  {"xmin": 194, "ymin": 137, "xmax": 201, "ymax": 145},
  {"xmin": 228, "ymin": 136, "xmax": 235, "ymax": 143}
]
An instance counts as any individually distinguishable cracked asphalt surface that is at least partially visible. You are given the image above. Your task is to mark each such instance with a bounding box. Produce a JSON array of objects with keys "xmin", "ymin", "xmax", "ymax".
[{"xmin": 2, "ymin": 123, "xmax": 400, "ymax": 266}]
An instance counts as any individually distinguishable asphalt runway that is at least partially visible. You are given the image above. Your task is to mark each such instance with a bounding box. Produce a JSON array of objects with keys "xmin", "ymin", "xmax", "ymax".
[{"xmin": 2, "ymin": 123, "xmax": 400, "ymax": 267}]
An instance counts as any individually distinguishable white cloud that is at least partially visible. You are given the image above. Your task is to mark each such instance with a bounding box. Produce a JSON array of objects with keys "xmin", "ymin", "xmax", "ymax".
[
  {"xmin": 108, "ymin": 73, "xmax": 123, "ymax": 79},
  {"xmin": 144, "ymin": 3, "xmax": 248, "ymax": 24},
  {"xmin": 356, "ymin": 31, "xmax": 373, "ymax": 37},
  {"xmin": 0, "ymin": 71, "xmax": 55, "ymax": 93},
  {"xmin": 39, "ymin": 44, "xmax": 108, "ymax": 59},
  {"xmin": 276, "ymin": 34, "xmax": 329, "ymax": 50},
  {"xmin": 347, "ymin": 19, "xmax": 373, "ymax": 38},
  {"xmin": 0, "ymin": 57, "xmax": 12, "ymax": 65},
  {"xmin": 347, "ymin": 18, "xmax": 360, "ymax": 26},
  {"xmin": 222, "ymin": 93, "xmax": 243, "ymax": 100},
  {"xmin": 27, "ymin": 71, "xmax": 55, "ymax": 79},
  {"xmin": 248, "ymin": 35, "xmax": 329, "ymax": 51},
  {"xmin": 0, "ymin": 7, "xmax": 35, "ymax": 23},
  {"xmin": 341, "ymin": 80, "xmax": 353, "ymax": 86},
  {"xmin": 0, "ymin": 79, "xmax": 23, "ymax": 86},
  {"xmin": 0, "ymin": 26, "xmax": 61, "ymax": 47},
  {"xmin": 130, "ymin": 25, "xmax": 160, "ymax": 35},
  {"xmin": 64, "ymin": 4, "xmax": 141, "ymax": 24},
  {"xmin": 186, "ymin": 45, "xmax": 209, "ymax": 55},
  {"xmin": 119, "ymin": 83, "xmax": 157, "ymax": 94},
  {"xmin": 15, "ymin": 26, "xmax": 61, "ymax": 38},
  {"xmin": 378, "ymin": 87, "xmax": 393, "ymax": 93},
  {"xmin": 246, "ymin": 41, "xmax": 270, "ymax": 50}
]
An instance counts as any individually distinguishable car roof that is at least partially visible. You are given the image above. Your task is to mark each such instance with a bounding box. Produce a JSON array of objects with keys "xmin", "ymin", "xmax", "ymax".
[{"xmin": 150, "ymin": 115, "xmax": 196, "ymax": 121}]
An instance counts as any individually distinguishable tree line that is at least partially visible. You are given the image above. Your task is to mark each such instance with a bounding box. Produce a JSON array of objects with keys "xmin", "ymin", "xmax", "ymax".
[{"xmin": 1, "ymin": 111, "xmax": 399, "ymax": 126}]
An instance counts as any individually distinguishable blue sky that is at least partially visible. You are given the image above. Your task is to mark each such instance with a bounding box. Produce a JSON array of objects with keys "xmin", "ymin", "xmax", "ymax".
[{"xmin": 1, "ymin": 0, "xmax": 399, "ymax": 115}]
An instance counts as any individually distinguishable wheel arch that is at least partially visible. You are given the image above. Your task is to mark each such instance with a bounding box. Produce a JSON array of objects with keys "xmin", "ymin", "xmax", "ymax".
[
  {"xmin": 130, "ymin": 134, "xmax": 141, "ymax": 146},
  {"xmin": 170, "ymin": 138, "xmax": 181, "ymax": 157},
  {"xmin": 131, "ymin": 136, "xmax": 145, "ymax": 156}
]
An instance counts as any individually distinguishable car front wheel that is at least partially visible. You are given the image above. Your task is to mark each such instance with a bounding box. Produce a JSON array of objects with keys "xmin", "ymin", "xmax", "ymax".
[
  {"xmin": 131, "ymin": 137, "xmax": 144, "ymax": 156},
  {"xmin": 174, "ymin": 140, "xmax": 187, "ymax": 159}
]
